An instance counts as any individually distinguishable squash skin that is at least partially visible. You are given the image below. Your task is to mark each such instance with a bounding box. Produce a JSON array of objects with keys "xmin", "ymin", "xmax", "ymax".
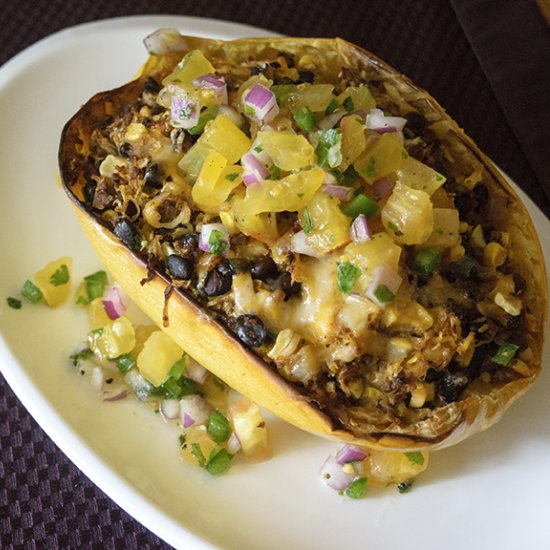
[{"xmin": 59, "ymin": 35, "xmax": 547, "ymax": 451}]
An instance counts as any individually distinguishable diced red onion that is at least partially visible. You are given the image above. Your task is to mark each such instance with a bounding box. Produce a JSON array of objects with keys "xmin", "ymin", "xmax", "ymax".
[
  {"xmin": 103, "ymin": 388, "xmax": 129, "ymax": 402},
  {"xmin": 226, "ymin": 431, "xmax": 241, "ymax": 455},
  {"xmin": 366, "ymin": 108, "xmax": 407, "ymax": 133},
  {"xmin": 160, "ymin": 399, "xmax": 180, "ymax": 420},
  {"xmin": 143, "ymin": 28, "xmax": 188, "ymax": 55},
  {"xmin": 186, "ymin": 360, "xmax": 208, "ymax": 384},
  {"xmin": 241, "ymin": 153, "xmax": 268, "ymax": 185},
  {"xmin": 366, "ymin": 263, "xmax": 402, "ymax": 306},
  {"xmin": 192, "ymin": 73, "xmax": 228, "ymax": 104},
  {"xmin": 320, "ymin": 454, "xmax": 356, "ymax": 491},
  {"xmin": 350, "ymin": 214, "xmax": 371, "ymax": 243},
  {"xmin": 244, "ymin": 84, "xmax": 278, "ymax": 121},
  {"xmin": 290, "ymin": 230, "xmax": 320, "ymax": 257},
  {"xmin": 319, "ymin": 110, "xmax": 346, "ymax": 130},
  {"xmin": 199, "ymin": 223, "xmax": 230, "ymax": 253},
  {"xmin": 171, "ymin": 95, "xmax": 200, "ymax": 129},
  {"xmin": 335, "ymin": 444, "xmax": 368, "ymax": 464},
  {"xmin": 373, "ymin": 177, "xmax": 394, "ymax": 199},
  {"xmin": 323, "ymin": 184, "xmax": 354, "ymax": 202},
  {"xmin": 91, "ymin": 367, "xmax": 104, "ymax": 391},
  {"xmin": 102, "ymin": 284, "xmax": 126, "ymax": 320},
  {"xmin": 179, "ymin": 395, "xmax": 212, "ymax": 428},
  {"xmin": 218, "ymin": 105, "xmax": 244, "ymax": 127}
]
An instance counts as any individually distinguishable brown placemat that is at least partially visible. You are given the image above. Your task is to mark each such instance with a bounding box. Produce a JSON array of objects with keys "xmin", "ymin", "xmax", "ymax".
[{"xmin": 0, "ymin": 1, "xmax": 546, "ymax": 548}]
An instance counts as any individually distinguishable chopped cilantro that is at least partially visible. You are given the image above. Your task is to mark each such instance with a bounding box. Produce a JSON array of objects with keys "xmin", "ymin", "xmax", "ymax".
[
  {"xmin": 342, "ymin": 96, "xmax": 355, "ymax": 112},
  {"xmin": 7, "ymin": 297, "xmax": 22, "ymax": 309},
  {"xmin": 205, "ymin": 447, "xmax": 233, "ymax": 476},
  {"xmin": 49, "ymin": 264, "xmax": 70, "ymax": 286},
  {"xmin": 325, "ymin": 98, "xmax": 339, "ymax": 115},
  {"xmin": 387, "ymin": 221, "xmax": 404, "ymax": 236},
  {"xmin": 401, "ymin": 149, "xmax": 409, "ymax": 159},
  {"xmin": 337, "ymin": 262, "xmax": 361, "ymax": 294},
  {"xmin": 208, "ymin": 229, "xmax": 227, "ymax": 255},
  {"xmin": 225, "ymin": 172, "xmax": 239, "ymax": 182},
  {"xmin": 115, "ymin": 353, "xmax": 136, "ymax": 374},
  {"xmin": 492, "ymin": 342, "xmax": 519, "ymax": 366},
  {"xmin": 244, "ymin": 105, "xmax": 255, "ymax": 116},
  {"xmin": 178, "ymin": 434, "xmax": 187, "ymax": 449},
  {"xmin": 70, "ymin": 348, "xmax": 92, "ymax": 367},
  {"xmin": 191, "ymin": 443, "xmax": 206, "ymax": 467},
  {"xmin": 315, "ymin": 128, "xmax": 342, "ymax": 168},
  {"xmin": 363, "ymin": 156, "xmax": 376, "ymax": 179},
  {"xmin": 21, "ymin": 280, "xmax": 43, "ymax": 303},
  {"xmin": 207, "ymin": 410, "xmax": 231, "ymax": 444},
  {"xmin": 303, "ymin": 207, "xmax": 314, "ymax": 233},
  {"xmin": 297, "ymin": 192, "xmax": 304, "ymax": 198},
  {"xmin": 435, "ymin": 173, "xmax": 445, "ymax": 182},
  {"xmin": 188, "ymin": 105, "xmax": 218, "ymax": 135},
  {"xmin": 253, "ymin": 144, "xmax": 264, "ymax": 153},
  {"xmin": 405, "ymin": 451, "xmax": 425, "ymax": 466},
  {"xmin": 293, "ymin": 106, "xmax": 315, "ymax": 132},
  {"xmin": 268, "ymin": 164, "xmax": 281, "ymax": 179},
  {"xmin": 334, "ymin": 165, "xmax": 359, "ymax": 186},
  {"xmin": 345, "ymin": 477, "xmax": 367, "ymax": 499},
  {"xmin": 373, "ymin": 284, "xmax": 395, "ymax": 304}
]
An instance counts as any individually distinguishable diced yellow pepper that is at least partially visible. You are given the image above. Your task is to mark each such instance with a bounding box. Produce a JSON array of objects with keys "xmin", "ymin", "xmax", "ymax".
[
  {"xmin": 382, "ymin": 182, "xmax": 434, "ymax": 245},
  {"xmin": 89, "ymin": 316, "xmax": 136, "ymax": 362},
  {"xmin": 354, "ymin": 133, "xmax": 404, "ymax": 183},
  {"xmin": 241, "ymin": 168, "xmax": 325, "ymax": 215},
  {"xmin": 191, "ymin": 150, "xmax": 244, "ymax": 210},
  {"xmin": 88, "ymin": 297, "xmax": 111, "ymax": 330},
  {"xmin": 286, "ymin": 83, "xmax": 334, "ymax": 112},
  {"xmin": 483, "ymin": 242, "xmax": 507, "ymax": 267},
  {"xmin": 229, "ymin": 397, "xmax": 272, "ymax": 461},
  {"xmin": 364, "ymin": 449, "xmax": 429, "ymax": 487},
  {"xmin": 423, "ymin": 208, "xmax": 460, "ymax": 248},
  {"xmin": 34, "ymin": 256, "xmax": 72, "ymax": 307},
  {"xmin": 231, "ymin": 194, "xmax": 279, "ymax": 244},
  {"xmin": 298, "ymin": 191, "xmax": 351, "ymax": 254},
  {"xmin": 180, "ymin": 425, "xmax": 217, "ymax": 466},
  {"xmin": 199, "ymin": 115, "xmax": 251, "ymax": 164},
  {"xmin": 137, "ymin": 330, "xmax": 183, "ymax": 387},
  {"xmin": 337, "ymin": 84, "xmax": 376, "ymax": 113},
  {"xmin": 341, "ymin": 115, "xmax": 368, "ymax": 168},
  {"xmin": 257, "ymin": 131, "xmax": 314, "ymax": 170},
  {"xmin": 396, "ymin": 157, "xmax": 446, "ymax": 196},
  {"xmin": 162, "ymin": 50, "xmax": 215, "ymax": 87}
]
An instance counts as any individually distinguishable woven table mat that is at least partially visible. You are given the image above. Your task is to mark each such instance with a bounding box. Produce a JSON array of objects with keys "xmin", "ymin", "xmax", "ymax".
[{"xmin": 0, "ymin": 1, "xmax": 547, "ymax": 548}]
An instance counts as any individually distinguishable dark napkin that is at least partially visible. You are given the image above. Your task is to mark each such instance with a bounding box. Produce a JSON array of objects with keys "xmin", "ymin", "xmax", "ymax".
[
  {"xmin": 452, "ymin": 0, "xmax": 550, "ymax": 213},
  {"xmin": 0, "ymin": 1, "xmax": 547, "ymax": 549}
]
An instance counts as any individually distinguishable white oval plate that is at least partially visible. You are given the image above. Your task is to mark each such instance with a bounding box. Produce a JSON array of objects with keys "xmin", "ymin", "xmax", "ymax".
[{"xmin": 1, "ymin": 15, "xmax": 549, "ymax": 550}]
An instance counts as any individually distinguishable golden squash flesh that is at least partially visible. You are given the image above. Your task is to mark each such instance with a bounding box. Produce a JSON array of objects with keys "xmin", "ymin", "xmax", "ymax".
[{"xmin": 59, "ymin": 34, "xmax": 547, "ymax": 451}]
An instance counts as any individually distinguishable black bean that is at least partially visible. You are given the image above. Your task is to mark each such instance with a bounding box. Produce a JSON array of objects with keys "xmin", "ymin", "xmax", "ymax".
[
  {"xmin": 216, "ymin": 259, "xmax": 235, "ymax": 278},
  {"xmin": 442, "ymin": 256, "xmax": 479, "ymax": 283},
  {"xmin": 251, "ymin": 64, "xmax": 266, "ymax": 76},
  {"xmin": 436, "ymin": 371, "xmax": 469, "ymax": 403},
  {"xmin": 119, "ymin": 142, "xmax": 133, "ymax": 158},
  {"xmin": 454, "ymin": 193, "xmax": 474, "ymax": 219},
  {"xmin": 473, "ymin": 184, "xmax": 489, "ymax": 205},
  {"xmin": 272, "ymin": 272, "xmax": 301, "ymax": 298},
  {"xmin": 230, "ymin": 258, "xmax": 251, "ymax": 274},
  {"xmin": 513, "ymin": 273, "xmax": 527, "ymax": 296},
  {"xmin": 235, "ymin": 314, "xmax": 268, "ymax": 347},
  {"xmin": 251, "ymin": 257, "xmax": 279, "ymax": 281},
  {"xmin": 113, "ymin": 219, "xmax": 141, "ymax": 250},
  {"xmin": 144, "ymin": 162, "xmax": 163, "ymax": 189},
  {"xmin": 83, "ymin": 180, "xmax": 97, "ymax": 203},
  {"xmin": 280, "ymin": 51, "xmax": 295, "ymax": 68},
  {"xmin": 174, "ymin": 233, "xmax": 199, "ymax": 263},
  {"xmin": 202, "ymin": 269, "xmax": 232, "ymax": 296},
  {"xmin": 125, "ymin": 200, "xmax": 138, "ymax": 218},
  {"xmin": 403, "ymin": 111, "xmax": 427, "ymax": 138},
  {"xmin": 298, "ymin": 70, "xmax": 314, "ymax": 83},
  {"xmin": 167, "ymin": 255, "xmax": 193, "ymax": 280}
]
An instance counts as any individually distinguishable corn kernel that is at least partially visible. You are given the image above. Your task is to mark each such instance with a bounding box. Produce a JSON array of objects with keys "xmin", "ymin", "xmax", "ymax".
[
  {"xmin": 99, "ymin": 155, "xmax": 127, "ymax": 178},
  {"xmin": 512, "ymin": 359, "xmax": 531, "ymax": 377},
  {"xmin": 470, "ymin": 224, "xmax": 486, "ymax": 249},
  {"xmin": 124, "ymin": 122, "xmax": 146, "ymax": 142},
  {"xmin": 448, "ymin": 244, "xmax": 465, "ymax": 261},
  {"xmin": 481, "ymin": 372, "xmax": 491, "ymax": 384},
  {"xmin": 494, "ymin": 292, "xmax": 522, "ymax": 316},
  {"xmin": 458, "ymin": 222, "xmax": 470, "ymax": 233},
  {"xmin": 484, "ymin": 242, "xmax": 507, "ymax": 267},
  {"xmin": 409, "ymin": 383, "xmax": 428, "ymax": 408},
  {"xmin": 219, "ymin": 210, "xmax": 239, "ymax": 234}
]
